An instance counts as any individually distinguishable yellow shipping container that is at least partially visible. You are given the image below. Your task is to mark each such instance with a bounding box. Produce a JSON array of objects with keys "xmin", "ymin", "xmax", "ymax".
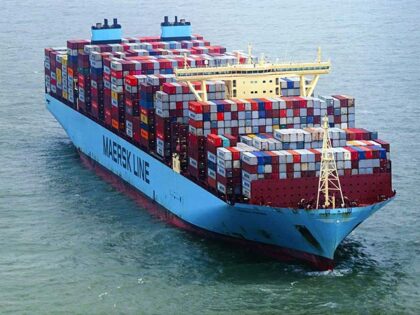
[
  {"xmin": 141, "ymin": 114, "xmax": 148, "ymax": 124},
  {"xmin": 56, "ymin": 68, "xmax": 62, "ymax": 84}
]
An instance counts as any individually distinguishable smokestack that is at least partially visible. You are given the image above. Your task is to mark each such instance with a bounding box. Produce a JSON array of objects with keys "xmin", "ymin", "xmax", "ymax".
[{"xmin": 112, "ymin": 18, "xmax": 120, "ymax": 28}]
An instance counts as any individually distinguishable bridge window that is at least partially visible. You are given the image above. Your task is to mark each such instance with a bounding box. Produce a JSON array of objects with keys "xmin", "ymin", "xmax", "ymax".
[{"xmin": 233, "ymin": 80, "xmax": 236, "ymax": 87}]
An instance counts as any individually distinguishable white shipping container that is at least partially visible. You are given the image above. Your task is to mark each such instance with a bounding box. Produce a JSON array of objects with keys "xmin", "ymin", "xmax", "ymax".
[
  {"xmin": 217, "ymin": 147, "xmax": 232, "ymax": 160},
  {"xmin": 241, "ymin": 152, "xmax": 258, "ymax": 165},
  {"xmin": 217, "ymin": 182, "xmax": 226, "ymax": 194},
  {"xmin": 208, "ymin": 168, "xmax": 216, "ymax": 179},
  {"xmin": 242, "ymin": 170, "xmax": 258, "ymax": 181},
  {"xmin": 242, "ymin": 179, "xmax": 251, "ymax": 190},
  {"xmin": 264, "ymin": 164, "xmax": 272, "ymax": 173}
]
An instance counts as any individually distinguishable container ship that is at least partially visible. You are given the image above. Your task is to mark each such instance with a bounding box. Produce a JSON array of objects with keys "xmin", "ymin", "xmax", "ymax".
[{"xmin": 44, "ymin": 17, "xmax": 395, "ymax": 270}]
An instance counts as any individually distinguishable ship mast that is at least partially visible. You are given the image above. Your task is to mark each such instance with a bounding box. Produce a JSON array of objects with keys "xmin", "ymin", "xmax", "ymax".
[{"xmin": 316, "ymin": 116, "xmax": 345, "ymax": 209}]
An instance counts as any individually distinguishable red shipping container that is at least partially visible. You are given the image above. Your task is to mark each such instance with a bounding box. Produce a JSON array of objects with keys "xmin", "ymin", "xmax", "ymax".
[
  {"xmin": 207, "ymin": 134, "xmax": 222, "ymax": 147},
  {"xmin": 228, "ymin": 147, "xmax": 241, "ymax": 160},
  {"xmin": 207, "ymin": 177, "xmax": 217, "ymax": 189}
]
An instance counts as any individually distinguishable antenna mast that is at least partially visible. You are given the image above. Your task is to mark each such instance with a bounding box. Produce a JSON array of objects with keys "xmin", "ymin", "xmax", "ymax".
[
  {"xmin": 316, "ymin": 116, "xmax": 345, "ymax": 209},
  {"xmin": 247, "ymin": 43, "xmax": 252, "ymax": 64}
]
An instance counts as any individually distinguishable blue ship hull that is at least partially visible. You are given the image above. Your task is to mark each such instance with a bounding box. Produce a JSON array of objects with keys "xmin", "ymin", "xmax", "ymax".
[{"xmin": 46, "ymin": 94, "xmax": 392, "ymax": 269}]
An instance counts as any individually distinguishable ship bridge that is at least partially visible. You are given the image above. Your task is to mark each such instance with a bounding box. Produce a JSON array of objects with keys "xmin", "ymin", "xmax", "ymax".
[{"xmin": 174, "ymin": 48, "xmax": 331, "ymax": 101}]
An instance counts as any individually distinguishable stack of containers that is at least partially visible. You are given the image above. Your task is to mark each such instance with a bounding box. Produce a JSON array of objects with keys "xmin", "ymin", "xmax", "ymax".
[
  {"xmin": 188, "ymin": 96, "xmax": 357, "ymax": 138},
  {"xmin": 278, "ymin": 97, "xmax": 323, "ymax": 129},
  {"xmin": 241, "ymin": 141, "xmax": 390, "ymax": 199},
  {"xmin": 344, "ymin": 128, "xmax": 378, "ymax": 141},
  {"xmin": 90, "ymin": 52, "xmax": 111, "ymax": 120},
  {"xmin": 122, "ymin": 57, "xmax": 172, "ymax": 75},
  {"xmin": 318, "ymin": 95, "xmax": 355, "ymax": 128},
  {"xmin": 240, "ymin": 134, "xmax": 282, "ymax": 151},
  {"xmin": 279, "ymin": 77, "xmax": 300, "ymax": 96},
  {"xmin": 155, "ymin": 81, "xmax": 226, "ymax": 162},
  {"xmin": 110, "ymin": 59, "xmax": 142, "ymax": 131},
  {"xmin": 171, "ymin": 122, "xmax": 189, "ymax": 171},
  {"xmin": 146, "ymin": 74, "xmax": 176, "ymax": 86},
  {"xmin": 333, "ymin": 145, "xmax": 388, "ymax": 175},
  {"xmin": 273, "ymin": 129, "xmax": 312, "ymax": 149},
  {"xmin": 45, "ymin": 47, "xmax": 69, "ymax": 101},
  {"xmin": 48, "ymin": 49, "xmax": 59, "ymax": 96},
  {"xmin": 217, "ymin": 144, "xmax": 250, "ymax": 197},
  {"xmin": 140, "ymin": 106, "xmax": 156, "ymax": 150},
  {"xmin": 67, "ymin": 39, "xmax": 90, "ymax": 106},
  {"xmin": 59, "ymin": 54, "xmax": 68, "ymax": 101},
  {"xmin": 188, "ymin": 99, "xmax": 238, "ymax": 137},
  {"xmin": 303, "ymin": 127, "xmax": 324, "ymax": 148},
  {"xmin": 140, "ymin": 76, "xmax": 177, "ymax": 151},
  {"xmin": 44, "ymin": 48, "xmax": 52, "ymax": 94},
  {"xmin": 188, "ymin": 133, "xmax": 207, "ymax": 181},
  {"xmin": 77, "ymin": 72, "xmax": 91, "ymax": 113},
  {"xmin": 191, "ymin": 45, "xmax": 227, "ymax": 54},
  {"xmin": 333, "ymin": 95, "xmax": 356, "ymax": 128},
  {"xmin": 206, "ymin": 134, "xmax": 236, "ymax": 190},
  {"xmin": 77, "ymin": 51, "xmax": 91, "ymax": 113},
  {"xmin": 124, "ymin": 74, "xmax": 147, "ymax": 142},
  {"xmin": 344, "ymin": 127, "xmax": 392, "ymax": 159},
  {"xmin": 45, "ymin": 48, "xmax": 66, "ymax": 97},
  {"xmin": 372, "ymin": 139, "xmax": 390, "ymax": 159},
  {"xmin": 241, "ymin": 150, "xmax": 282, "ymax": 198},
  {"xmin": 110, "ymin": 59, "xmax": 125, "ymax": 130},
  {"xmin": 273, "ymin": 127, "xmax": 346, "ymax": 149},
  {"xmin": 102, "ymin": 56, "xmax": 115, "ymax": 127},
  {"xmin": 241, "ymin": 149, "xmax": 309, "ymax": 198},
  {"xmin": 139, "ymin": 83, "xmax": 161, "ymax": 151},
  {"xmin": 328, "ymin": 128, "xmax": 348, "ymax": 147},
  {"xmin": 125, "ymin": 49, "xmax": 149, "ymax": 57},
  {"xmin": 53, "ymin": 50, "xmax": 67, "ymax": 99}
]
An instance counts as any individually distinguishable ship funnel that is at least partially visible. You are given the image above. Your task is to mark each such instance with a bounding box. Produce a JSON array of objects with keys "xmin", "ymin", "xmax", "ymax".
[
  {"xmin": 160, "ymin": 16, "xmax": 192, "ymax": 41},
  {"xmin": 91, "ymin": 18, "xmax": 122, "ymax": 44}
]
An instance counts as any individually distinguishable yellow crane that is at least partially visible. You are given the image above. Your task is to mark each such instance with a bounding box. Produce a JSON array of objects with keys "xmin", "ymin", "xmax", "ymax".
[{"xmin": 174, "ymin": 47, "xmax": 331, "ymax": 101}]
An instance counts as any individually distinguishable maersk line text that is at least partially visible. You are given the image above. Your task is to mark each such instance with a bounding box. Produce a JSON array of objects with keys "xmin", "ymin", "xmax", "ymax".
[{"xmin": 102, "ymin": 136, "xmax": 150, "ymax": 184}]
